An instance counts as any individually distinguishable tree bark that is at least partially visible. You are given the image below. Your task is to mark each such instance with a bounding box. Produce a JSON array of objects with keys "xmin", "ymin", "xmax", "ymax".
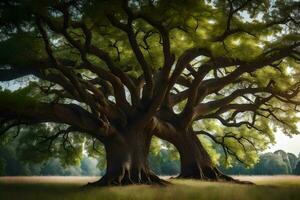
[
  {"xmin": 154, "ymin": 125, "xmax": 248, "ymax": 183},
  {"xmin": 175, "ymin": 131, "xmax": 235, "ymax": 181},
  {"xmin": 88, "ymin": 129, "xmax": 167, "ymax": 186},
  {"xmin": 176, "ymin": 131, "xmax": 217, "ymax": 179}
]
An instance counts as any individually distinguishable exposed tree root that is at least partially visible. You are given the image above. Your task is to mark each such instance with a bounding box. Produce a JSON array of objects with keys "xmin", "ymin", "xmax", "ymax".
[
  {"xmin": 85, "ymin": 170, "xmax": 170, "ymax": 187},
  {"xmin": 176, "ymin": 167, "xmax": 254, "ymax": 185}
]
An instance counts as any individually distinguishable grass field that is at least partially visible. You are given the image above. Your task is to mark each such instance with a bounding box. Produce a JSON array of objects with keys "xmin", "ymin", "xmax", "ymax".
[{"xmin": 1, "ymin": 176, "xmax": 300, "ymax": 200}]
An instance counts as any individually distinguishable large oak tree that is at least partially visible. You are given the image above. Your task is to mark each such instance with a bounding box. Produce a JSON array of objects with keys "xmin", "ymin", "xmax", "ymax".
[{"xmin": 0, "ymin": 0, "xmax": 299, "ymax": 185}]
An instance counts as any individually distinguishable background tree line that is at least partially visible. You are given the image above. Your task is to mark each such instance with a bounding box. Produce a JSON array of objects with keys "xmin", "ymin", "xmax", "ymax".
[
  {"xmin": 220, "ymin": 150, "xmax": 300, "ymax": 175},
  {"xmin": 1, "ymin": 134, "xmax": 300, "ymax": 176}
]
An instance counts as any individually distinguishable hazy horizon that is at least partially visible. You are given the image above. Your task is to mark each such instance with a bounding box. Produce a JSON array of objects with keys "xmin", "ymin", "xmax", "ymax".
[{"xmin": 265, "ymin": 132, "xmax": 300, "ymax": 155}]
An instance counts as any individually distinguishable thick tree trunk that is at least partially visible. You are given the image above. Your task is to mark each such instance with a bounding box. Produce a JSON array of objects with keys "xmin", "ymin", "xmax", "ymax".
[
  {"xmin": 176, "ymin": 132, "xmax": 217, "ymax": 179},
  {"xmin": 174, "ymin": 131, "xmax": 232, "ymax": 181},
  {"xmin": 154, "ymin": 124, "xmax": 250, "ymax": 183},
  {"xmin": 88, "ymin": 129, "xmax": 167, "ymax": 186}
]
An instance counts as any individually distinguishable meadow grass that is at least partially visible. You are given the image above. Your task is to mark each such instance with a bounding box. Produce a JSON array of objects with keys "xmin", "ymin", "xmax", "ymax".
[{"xmin": 0, "ymin": 176, "xmax": 300, "ymax": 200}]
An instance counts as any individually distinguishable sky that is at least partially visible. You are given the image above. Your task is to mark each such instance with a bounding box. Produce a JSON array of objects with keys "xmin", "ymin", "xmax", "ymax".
[{"xmin": 265, "ymin": 132, "xmax": 300, "ymax": 156}]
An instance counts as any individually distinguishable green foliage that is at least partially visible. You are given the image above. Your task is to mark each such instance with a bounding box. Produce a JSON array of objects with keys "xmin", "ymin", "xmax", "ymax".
[
  {"xmin": 288, "ymin": 153, "xmax": 299, "ymax": 170},
  {"xmin": 84, "ymin": 137, "xmax": 106, "ymax": 169},
  {"xmin": 194, "ymin": 119, "xmax": 273, "ymax": 167},
  {"xmin": 0, "ymin": 137, "xmax": 102, "ymax": 176},
  {"xmin": 274, "ymin": 150, "xmax": 293, "ymax": 174},
  {"xmin": 16, "ymin": 125, "xmax": 56, "ymax": 163},
  {"xmin": 150, "ymin": 137, "xmax": 179, "ymax": 160},
  {"xmin": 0, "ymin": 84, "xmax": 40, "ymax": 113},
  {"xmin": 294, "ymin": 161, "xmax": 300, "ymax": 175},
  {"xmin": 0, "ymin": 134, "xmax": 182, "ymax": 176},
  {"xmin": 2, "ymin": 127, "xmax": 300, "ymax": 177},
  {"xmin": 16, "ymin": 124, "xmax": 85, "ymax": 166},
  {"xmin": 149, "ymin": 149, "xmax": 180, "ymax": 175},
  {"xmin": 253, "ymin": 153, "xmax": 290, "ymax": 175},
  {"xmin": 0, "ymin": 144, "xmax": 29, "ymax": 176},
  {"xmin": 0, "ymin": 32, "xmax": 46, "ymax": 66},
  {"xmin": 0, "ymin": 158, "xmax": 5, "ymax": 176},
  {"xmin": 149, "ymin": 137, "xmax": 180, "ymax": 175},
  {"xmin": 198, "ymin": 135, "xmax": 220, "ymax": 165},
  {"xmin": 221, "ymin": 150, "xmax": 299, "ymax": 175}
]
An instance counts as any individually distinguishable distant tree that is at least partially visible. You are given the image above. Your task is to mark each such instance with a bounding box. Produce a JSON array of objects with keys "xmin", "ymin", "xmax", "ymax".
[
  {"xmin": 0, "ymin": 158, "xmax": 5, "ymax": 176},
  {"xmin": 149, "ymin": 149, "xmax": 180, "ymax": 175},
  {"xmin": 265, "ymin": 155, "xmax": 289, "ymax": 175},
  {"xmin": 0, "ymin": 146, "xmax": 25, "ymax": 176},
  {"xmin": 294, "ymin": 161, "xmax": 300, "ymax": 175},
  {"xmin": 22, "ymin": 163, "xmax": 41, "ymax": 176},
  {"xmin": 0, "ymin": 133, "xmax": 103, "ymax": 176},
  {"xmin": 287, "ymin": 153, "xmax": 298, "ymax": 170},
  {"xmin": 148, "ymin": 137, "xmax": 180, "ymax": 175},
  {"xmin": 221, "ymin": 151, "xmax": 293, "ymax": 175},
  {"xmin": 274, "ymin": 150, "xmax": 293, "ymax": 173},
  {"xmin": 40, "ymin": 159, "xmax": 70, "ymax": 175},
  {"xmin": 80, "ymin": 157, "xmax": 102, "ymax": 176}
]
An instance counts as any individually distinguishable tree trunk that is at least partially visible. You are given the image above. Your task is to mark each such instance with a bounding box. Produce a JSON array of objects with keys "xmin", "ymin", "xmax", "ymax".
[
  {"xmin": 176, "ymin": 131, "xmax": 216, "ymax": 179},
  {"xmin": 88, "ymin": 129, "xmax": 168, "ymax": 186},
  {"xmin": 154, "ymin": 125, "xmax": 248, "ymax": 183},
  {"xmin": 175, "ymin": 131, "xmax": 230, "ymax": 181}
]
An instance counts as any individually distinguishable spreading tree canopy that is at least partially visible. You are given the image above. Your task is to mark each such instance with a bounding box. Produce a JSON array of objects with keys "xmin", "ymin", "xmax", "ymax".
[{"xmin": 0, "ymin": 0, "xmax": 299, "ymax": 185}]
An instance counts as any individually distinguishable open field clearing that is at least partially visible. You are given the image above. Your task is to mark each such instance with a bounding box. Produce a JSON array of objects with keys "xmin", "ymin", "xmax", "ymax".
[{"xmin": 1, "ymin": 176, "xmax": 300, "ymax": 200}]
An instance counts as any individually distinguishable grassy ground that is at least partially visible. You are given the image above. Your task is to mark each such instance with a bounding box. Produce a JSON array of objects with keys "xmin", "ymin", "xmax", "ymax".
[{"xmin": 1, "ymin": 176, "xmax": 300, "ymax": 200}]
